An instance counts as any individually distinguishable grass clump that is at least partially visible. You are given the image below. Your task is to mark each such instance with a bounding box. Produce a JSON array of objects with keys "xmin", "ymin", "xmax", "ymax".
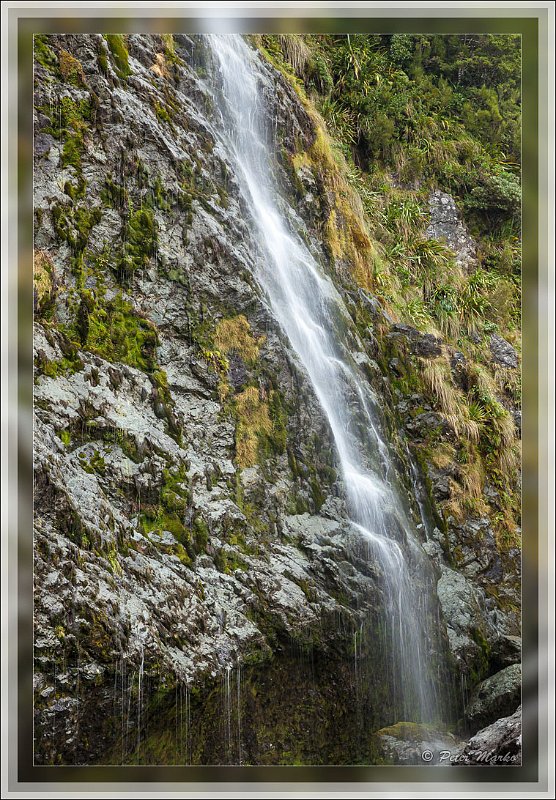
[
  {"xmin": 235, "ymin": 386, "xmax": 273, "ymax": 468},
  {"xmin": 214, "ymin": 315, "xmax": 264, "ymax": 364},
  {"xmin": 58, "ymin": 49, "xmax": 86, "ymax": 86}
]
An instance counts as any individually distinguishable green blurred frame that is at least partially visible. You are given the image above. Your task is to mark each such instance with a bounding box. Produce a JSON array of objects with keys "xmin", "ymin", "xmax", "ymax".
[{"xmin": 8, "ymin": 7, "xmax": 547, "ymax": 794}]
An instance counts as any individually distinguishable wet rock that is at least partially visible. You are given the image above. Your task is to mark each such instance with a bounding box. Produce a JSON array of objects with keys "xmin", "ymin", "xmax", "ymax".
[
  {"xmin": 457, "ymin": 706, "xmax": 521, "ymax": 766},
  {"xmin": 464, "ymin": 664, "xmax": 521, "ymax": 733},
  {"xmin": 227, "ymin": 352, "xmax": 248, "ymax": 390},
  {"xmin": 450, "ymin": 351, "xmax": 469, "ymax": 391},
  {"xmin": 405, "ymin": 411, "xmax": 452, "ymax": 441},
  {"xmin": 375, "ymin": 721, "xmax": 464, "ymax": 765},
  {"xmin": 357, "ymin": 289, "xmax": 394, "ymax": 324},
  {"xmin": 436, "ymin": 565, "xmax": 497, "ymax": 676},
  {"xmin": 489, "ymin": 333, "xmax": 519, "ymax": 369},
  {"xmin": 428, "ymin": 463, "xmax": 458, "ymax": 501},
  {"xmin": 490, "ymin": 634, "xmax": 521, "ymax": 670},
  {"xmin": 388, "ymin": 323, "xmax": 443, "ymax": 358},
  {"xmin": 35, "ymin": 133, "xmax": 55, "ymax": 157}
]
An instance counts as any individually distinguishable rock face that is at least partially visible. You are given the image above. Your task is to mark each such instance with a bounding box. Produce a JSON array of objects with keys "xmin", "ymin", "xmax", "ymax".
[
  {"xmin": 426, "ymin": 189, "xmax": 477, "ymax": 270},
  {"xmin": 32, "ymin": 33, "xmax": 521, "ymax": 766},
  {"xmin": 464, "ymin": 664, "xmax": 521, "ymax": 733},
  {"xmin": 489, "ymin": 333, "xmax": 519, "ymax": 369},
  {"xmin": 457, "ymin": 706, "xmax": 521, "ymax": 766}
]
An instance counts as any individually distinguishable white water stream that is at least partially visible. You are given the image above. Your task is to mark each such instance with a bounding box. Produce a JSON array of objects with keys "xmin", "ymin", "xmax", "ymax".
[{"xmin": 207, "ymin": 34, "xmax": 446, "ymax": 724}]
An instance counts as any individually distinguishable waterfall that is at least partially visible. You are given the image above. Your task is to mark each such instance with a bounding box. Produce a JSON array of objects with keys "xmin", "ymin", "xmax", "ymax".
[{"xmin": 206, "ymin": 34, "xmax": 448, "ymax": 725}]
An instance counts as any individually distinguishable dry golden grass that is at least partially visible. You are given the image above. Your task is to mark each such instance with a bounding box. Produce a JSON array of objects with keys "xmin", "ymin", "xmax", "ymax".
[
  {"xmin": 494, "ymin": 364, "xmax": 521, "ymax": 404},
  {"xmin": 235, "ymin": 386, "xmax": 272, "ymax": 468},
  {"xmin": 34, "ymin": 250, "xmax": 54, "ymax": 305},
  {"xmin": 430, "ymin": 443, "xmax": 456, "ymax": 470},
  {"xmin": 305, "ymin": 128, "xmax": 388, "ymax": 292},
  {"xmin": 420, "ymin": 359, "xmax": 458, "ymax": 418},
  {"xmin": 460, "ymin": 454, "xmax": 484, "ymax": 499},
  {"xmin": 214, "ymin": 315, "xmax": 263, "ymax": 364},
  {"xmin": 58, "ymin": 49, "xmax": 85, "ymax": 85},
  {"xmin": 420, "ymin": 358, "xmax": 481, "ymax": 443},
  {"xmin": 150, "ymin": 52, "xmax": 169, "ymax": 79},
  {"xmin": 277, "ymin": 34, "xmax": 311, "ymax": 78}
]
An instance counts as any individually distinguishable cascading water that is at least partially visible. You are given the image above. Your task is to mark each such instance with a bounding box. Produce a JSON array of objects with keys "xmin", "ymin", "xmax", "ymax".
[{"xmin": 206, "ymin": 34, "xmax": 449, "ymax": 726}]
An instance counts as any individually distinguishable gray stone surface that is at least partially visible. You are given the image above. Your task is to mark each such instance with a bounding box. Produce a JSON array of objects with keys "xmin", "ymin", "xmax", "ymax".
[
  {"xmin": 464, "ymin": 664, "xmax": 521, "ymax": 733},
  {"xmin": 458, "ymin": 705, "xmax": 521, "ymax": 766},
  {"xmin": 426, "ymin": 190, "xmax": 477, "ymax": 271},
  {"xmin": 490, "ymin": 333, "xmax": 519, "ymax": 369}
]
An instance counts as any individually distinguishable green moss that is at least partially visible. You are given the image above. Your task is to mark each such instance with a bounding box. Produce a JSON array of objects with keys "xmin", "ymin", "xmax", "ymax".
[
  {"xmin": 51, "ymin": 203, "xmax": 102, "ymax": 256},
  {"xmin": 148, "ymin": 174, "xmax": 171, "ymax": 210},
  {"xmin": 97, "ymin": 44, "xmax": 109, "ymax": 76},
  {"xmin": 153, "ymin": 100, "xmax": 172, "ymax": 126},
  {"xmin": 105, "ymin": 34, "xmax": 131, "ymax": 80},
  {"xmin": 118, "ymin": 207, "xmax": 157, "ymax": 278},
  {"xmin": 34, "ymin": 350, "xmax": 83, "ymax": 379},
  {"xmin": 214, "ymin": 547, "xmax": 248, "ymax": 575},
  {"xmin": 161, "ymin": 34, "xmax": 181, "ymax": 66},
  {"xmin": 140, "ymin": 506, "xmax": 187, "ymax": 540},
  {"xmin": 160, "ymin": 465, "xmax": 189, "ymax": 512},
  {"xmin": 86, "ymin": 292, "xmax": 159, "ymax": 372},
  {"xmin": 58, "ymin": 49, "xmax": 85, "ymax": 86},
  {"xmin": 376, "ymin": 721, "xmax": 440, "ymax": 741},
  {"xmin": 100, "ymin": 175, "xmax": 128, "ymax": 208},
  {"xmin": 58, "ymin": 429, "xmax": 71, "ymax": 447},
  {"xmin": 34, "ymin": 35, "xmax": 58, "ymax": 71},
  {"xmin": 78, "ymin": 449, "xmax": 106, "ymax": 476},
  {"xmin": 40, "ymin": 96, "xmax": 92, "ymax": 172},
  {"xmin": 192, "ymin": 516, "xmax": 209, "ymax": 552},
  {"xmin": 469, "ymin": 627, "xmax": 491, "ymax": 685}
]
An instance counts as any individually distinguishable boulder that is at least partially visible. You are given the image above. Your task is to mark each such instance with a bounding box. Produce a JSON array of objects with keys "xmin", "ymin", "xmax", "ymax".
[
  {"xmin": 464, "ymin": 664, "xmax": 521, "ymax": 733},
  {"xmin": 388, "ymin": 323, "xmax": 443, "ymax": 358},
  {"xmin": 426, "ymin": 190, "xmax": 477, "ymax": 271},
  {"xmin": 457, "ymin": 705, "xmax": 521, "ymax": 766},
  {"xmin": 375, "ymin": 721, "xmax": 464, "ymax": 765},
  {"xmin": 489, "ymin": 333, "xmax": 519, "ymax": 369}
]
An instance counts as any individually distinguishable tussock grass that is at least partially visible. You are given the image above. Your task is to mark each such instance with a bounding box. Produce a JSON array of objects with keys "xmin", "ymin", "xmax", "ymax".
[
  {"xmin": 34, "ymin": 250, "xmax": 54, "ymax": 305},
  {"xmin": 420, "ymin": 358, "xmax": 480, "ymax": 443},
  {"xmin": 277, "ymin": 34, "xmax": 312, "ymax": 78},
  {"xmin": 235, "ymin": 386, "xmax": 272, "ymax": 468},
  {"xmin": 214, "ymin": 315, "xmax": 263, "ymax": 364}
]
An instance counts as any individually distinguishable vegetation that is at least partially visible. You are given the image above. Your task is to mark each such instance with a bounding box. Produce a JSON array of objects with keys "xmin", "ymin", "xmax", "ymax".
[
  {"xmin": 105, "ymin": 34, "xmax": 131, "ymax": 80},
  {"xmin": 58, "ymin": 49, "xmax": 86, "ymax": 86},
  {"xmin": 259, "ymin": 34, "xmax": 521, "ymax": 547},
  {"xmin": 118, "ymin": 207, "xmax": 158, "ymax": 279},
  {"xmin": 234, "ymin": 386, "xmax": 273, "ymax": 468},
  {"xmin": 214, "ymin": 315, "xmax": 263, "ymax": 364}
]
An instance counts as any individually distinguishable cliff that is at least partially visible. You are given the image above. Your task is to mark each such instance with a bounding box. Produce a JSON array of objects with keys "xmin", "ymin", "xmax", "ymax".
[{"xmin": 33, "ymin": 33, "xmax": 521, "ymax": 766}]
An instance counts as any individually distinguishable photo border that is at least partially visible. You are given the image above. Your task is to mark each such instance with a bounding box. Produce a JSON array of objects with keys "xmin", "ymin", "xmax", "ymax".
[{"xmin": 3, "ymin": 2, "xmax": 553, "ymax": 796}]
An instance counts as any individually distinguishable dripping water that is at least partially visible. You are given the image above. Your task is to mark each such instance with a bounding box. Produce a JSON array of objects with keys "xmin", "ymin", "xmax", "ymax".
[{"xmin": 205, "ymin": 34, "xmax": 451, "ymax": 726}]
